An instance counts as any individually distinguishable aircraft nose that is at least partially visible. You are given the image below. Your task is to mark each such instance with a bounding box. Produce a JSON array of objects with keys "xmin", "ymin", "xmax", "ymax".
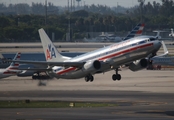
[{"xmin": 154, "ymin": 40, "xmax": 161, "ymax": 50}]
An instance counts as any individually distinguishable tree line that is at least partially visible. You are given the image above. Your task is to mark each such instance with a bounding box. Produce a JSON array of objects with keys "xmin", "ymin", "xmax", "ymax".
[{"xmin": 0, "ymin": 0, "xmax": 173, "ymax": 42}]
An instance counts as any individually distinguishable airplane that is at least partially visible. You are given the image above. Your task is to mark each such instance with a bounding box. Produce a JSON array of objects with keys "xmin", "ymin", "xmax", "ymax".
[
  {"xmin": 0, "ymin": 52, "xmax": 22, "ymax": 79},
  {"xmin": 12, "ymin": 28, "xmax": 161, "ymax": 82},
  {"xmin": 84, "ymin": 23, "xmax": 145, "ymax": 42},
  {"xmin": 169, "ymin": 28, "xmax": 174, "ymax": 37},
  {"xmin": 2, "ymin": 23, "xmax": 145, "ymax": 78},
  {"xmin": 0, "ymin": 53, "xmax": 12, "ymax": 68}
]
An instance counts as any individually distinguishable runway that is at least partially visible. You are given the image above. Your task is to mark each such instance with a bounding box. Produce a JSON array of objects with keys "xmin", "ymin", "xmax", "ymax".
[{"xmin": 0, "ymin": 70, "xmax": 174, "ymax": 119}]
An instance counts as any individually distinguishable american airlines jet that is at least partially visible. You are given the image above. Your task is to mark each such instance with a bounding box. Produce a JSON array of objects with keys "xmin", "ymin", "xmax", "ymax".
[
  {"xmin": 14, "ymin": 28, "xmax": 162, "ymax": 82},
  {"xmin": 0, "ymin": 52, "xmax": 21, "ymax": 79}
]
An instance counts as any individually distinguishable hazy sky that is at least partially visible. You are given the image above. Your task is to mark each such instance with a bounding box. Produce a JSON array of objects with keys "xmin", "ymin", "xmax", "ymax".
[{"xmin": 1, "ymin": 0, "xmax": 162, "ymax": 8}]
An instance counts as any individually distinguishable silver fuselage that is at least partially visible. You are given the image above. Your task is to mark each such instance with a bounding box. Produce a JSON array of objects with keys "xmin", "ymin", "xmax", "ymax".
[{"xmin": 50, "ymin": 37, "xmax": 161, "ymax": 79}]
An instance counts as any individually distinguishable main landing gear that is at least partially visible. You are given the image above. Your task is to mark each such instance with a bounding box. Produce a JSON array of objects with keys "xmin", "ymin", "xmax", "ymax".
[
  {"xmin": 85, "ymin": 74, "xmax": 94, "ymax": 82},
  {"xmin": 32, "ymin": 72, "xmax": 50, "ymax": 86},
  {"xmin": 112, "ymin": 68, "xmax": 121, "ymax": 81}
]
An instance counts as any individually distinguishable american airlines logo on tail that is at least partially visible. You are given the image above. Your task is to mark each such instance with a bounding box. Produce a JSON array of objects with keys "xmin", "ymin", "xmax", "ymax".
[
  {"xmin": 124, "ymin": 23, "xmax": 145, "ymax": 40},
  {"xmin": 46, "ymin": 44, "xmax": 56, "ymax": 60}
]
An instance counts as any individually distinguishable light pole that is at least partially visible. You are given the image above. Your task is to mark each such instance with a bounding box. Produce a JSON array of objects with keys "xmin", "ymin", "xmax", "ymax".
[{"xmin": 45, "ymin": 0, "xmax": 47, "ymax": 26}]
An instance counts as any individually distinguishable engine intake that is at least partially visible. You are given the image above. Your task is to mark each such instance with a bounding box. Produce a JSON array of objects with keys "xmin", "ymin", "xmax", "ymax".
[
  {"xmin": 83, "ymin": 60, "xmax": 101, "ymax": 71},
  {"xmin": 93, "ymin": 60, "xmax": 101, "ymax": 69}
]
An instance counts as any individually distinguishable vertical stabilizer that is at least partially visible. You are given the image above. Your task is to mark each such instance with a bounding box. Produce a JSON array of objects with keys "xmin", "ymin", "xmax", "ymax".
[
  {"xmin": 4, "ymin": 52, "xmax": 21, "ymax": 74},
  {"xmin": 153, "ymin": 30, "xmax": 166, "ymax": 39},
  {"xmin": 0, "ymin": 53, "xmax": 4, "ymax": 59},
  {"xmin": 169, "ymin": 28, "xmax": 174, "ymax": 37},
  {"xmin": 38, "ymin": 28, "xmax": 70, "ymax": 62},
  {"xmin": 124, "ymin": 23, "xmax": 145, "ymax": 40}
]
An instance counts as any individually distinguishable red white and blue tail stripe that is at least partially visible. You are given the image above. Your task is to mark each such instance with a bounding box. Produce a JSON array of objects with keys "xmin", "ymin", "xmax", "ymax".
[
  {"xmin": 3, "ymin": 52, "xmax": 21, "ymax": 74},
  {"xmin": 124, "ymin": 23, "xmax": 145, "ymax": 40}
]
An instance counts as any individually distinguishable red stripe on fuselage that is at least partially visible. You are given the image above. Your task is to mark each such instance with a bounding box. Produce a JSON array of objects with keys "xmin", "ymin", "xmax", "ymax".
[
  {"xmin": 8, "ymin": 68, "xmax": 19, "ymax": 70},
  {"xmin": 3, "ymin": 71, "xmax": 18, "ymax": 74},
  {"xmin": 57, "ymin": 43, "xmax": 153, "ymax": 75},
  {"xmin": 57, "ymin": 67, "xmax": 77, "ymax": 75},
  {"xmin": 99, "ymin": 43, "xmax": 153, "ymax": 61}
]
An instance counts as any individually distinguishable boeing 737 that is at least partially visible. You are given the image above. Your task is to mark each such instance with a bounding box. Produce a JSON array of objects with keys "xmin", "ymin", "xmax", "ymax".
[
  {"xmin": 0, "ymin": 52, "xmax": 21, "ymax": 79},
  {"xmin": 13, "ymin": 28, "xmax": 161, "ymax": 82}
]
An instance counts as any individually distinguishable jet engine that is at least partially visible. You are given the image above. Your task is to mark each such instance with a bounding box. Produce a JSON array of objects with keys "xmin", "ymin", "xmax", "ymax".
[
  {"xmin": 129, "ymin": 59, "xmax": 148, "ymax": 71},
  {"xmin": 83, "ymin": 60, "xmax": 101, "ymax": 71}
]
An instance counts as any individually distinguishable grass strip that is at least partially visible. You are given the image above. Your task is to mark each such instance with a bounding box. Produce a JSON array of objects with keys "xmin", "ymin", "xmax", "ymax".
[{"xmin": 0, "ymin": 100, "xmax": 117, "ymax": 108}]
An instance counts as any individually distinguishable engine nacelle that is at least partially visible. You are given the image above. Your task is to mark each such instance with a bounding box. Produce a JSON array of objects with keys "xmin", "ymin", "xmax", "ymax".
[
  {"xmin": 129, "ymin": 59, "xmax": 148, "ymax": 72},
  {"xmin": 17, "ymin": 70, "xmax": 35, "ymax": 77},
  {"xmin": 83, "ymin": 60, "xmax": 101, "ymax": 71}
]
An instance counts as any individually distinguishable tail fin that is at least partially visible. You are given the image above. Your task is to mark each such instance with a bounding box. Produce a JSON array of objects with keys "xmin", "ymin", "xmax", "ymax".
[
  {"xmin": 6, "ymin": 52, "xmax": 21, "ymax": 70},
  {"xmin": 171, "ymin": 28, "xmax": 173, "ymax": 34},
  {"xmin": 0, "ymin": 53, "xmax": 4, "ymax": 59},
  {"xmin": 154, "ymin": 31, "xmax": 161, "ymax": 39},
  {"xmin": 169, "ymin": 28, "xmax": 174, "ymax": 37},
  {"xmin": 124, "ymin": 23, "xmax": 145, "ymax": 40},
  {"xmin": 153, "ymin": 30, "xmax": 166, "ymax": 39},
  {"xmin": 38, "ymin": 28, "xmax": 70, "ymax": 62}
]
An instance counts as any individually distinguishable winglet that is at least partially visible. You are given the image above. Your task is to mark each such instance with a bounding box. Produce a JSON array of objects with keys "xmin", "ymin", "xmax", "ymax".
[
  {"xmin": 155, "ymin": 41, "xmax": 168, "ymax": 57},
  {"xmin": 161, "ymin": 41, "xmax": 168, "ymax": 56}
]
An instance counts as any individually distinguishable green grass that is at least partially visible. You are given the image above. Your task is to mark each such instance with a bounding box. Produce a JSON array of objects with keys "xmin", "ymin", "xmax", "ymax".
[{"xmin": 0, "ymin": 100, "xmax": 117, "ymax": 108}]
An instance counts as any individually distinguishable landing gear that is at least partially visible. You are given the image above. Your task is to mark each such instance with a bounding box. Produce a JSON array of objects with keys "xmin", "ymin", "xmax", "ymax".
[
  {"xmin": 85, "ymin": 74, "xmax": 94, "ymax": 82},
  {"xmin": 112, "ymin": 68, "xmax": 121, "ymax": 81},
  {"xmin": 32, "ymin": 72, "xmax": 50, "ymax": 80},
  {"xmin": 32, "ymin": 72, "xmax": 51, "ymax": 86}
]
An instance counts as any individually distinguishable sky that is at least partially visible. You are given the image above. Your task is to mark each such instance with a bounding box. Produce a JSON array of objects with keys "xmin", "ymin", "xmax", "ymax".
[{"xmin": 1, "ymin": 0, "xmax": 162, "ymax": 8}]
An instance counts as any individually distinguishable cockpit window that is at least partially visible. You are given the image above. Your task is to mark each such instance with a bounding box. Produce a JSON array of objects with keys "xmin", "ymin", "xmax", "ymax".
[{"xmin": 149, "ymin": 37, "xmax": 156, "ymax": 41}]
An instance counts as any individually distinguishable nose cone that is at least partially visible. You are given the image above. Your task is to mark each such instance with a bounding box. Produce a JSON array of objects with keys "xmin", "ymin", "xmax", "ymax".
[{"xmin": 154, "ymin": 40, "xmax": 162, "ymax": 51}]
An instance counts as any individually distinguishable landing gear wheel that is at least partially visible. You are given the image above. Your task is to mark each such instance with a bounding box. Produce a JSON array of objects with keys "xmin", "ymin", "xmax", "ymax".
[
  {"xmin": 90, "ymin": 76, "xmax": 94, "ymax": 82},
  {"xmin": 112, "ymin": 74, "xmax": 117, "ymax": 81},
  {"xmin": 85, "ymin": 76, "xmax": 89, "ymax": 82},
  {"xmin": 85, "ymin": 75, "xmax": 94, "ymax": 82},
  {"xmin": 117, "ymin": 74, "xmax": 121, "ymax": 81},
  {"xmin": 112, "ymin": 68, "xmax": 122, "ymax": 81}
]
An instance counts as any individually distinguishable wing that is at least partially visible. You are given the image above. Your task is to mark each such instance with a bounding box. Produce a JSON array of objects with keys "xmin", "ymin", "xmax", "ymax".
[{"xmin": 9, "ymin": 60, "xmax": 85, "ymax": 67}]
